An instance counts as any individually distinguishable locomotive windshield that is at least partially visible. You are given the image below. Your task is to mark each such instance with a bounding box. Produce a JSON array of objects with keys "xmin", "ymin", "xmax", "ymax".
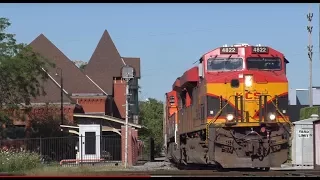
[
  {"xmin": 207, "ymin": 58, "xmax": 243, "ymax": 71},
  {"xmin": 246, "ymin": 57, "xmax": 281, "ymax": 70}
]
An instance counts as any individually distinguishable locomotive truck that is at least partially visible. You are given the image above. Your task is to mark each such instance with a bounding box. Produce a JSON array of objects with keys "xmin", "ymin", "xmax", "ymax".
[{"xmin": 164, "ymin": 43, "xmax": 292, "ymax": 170}]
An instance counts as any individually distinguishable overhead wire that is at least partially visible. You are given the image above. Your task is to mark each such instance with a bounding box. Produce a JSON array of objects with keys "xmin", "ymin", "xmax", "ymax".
[
  {"xmin": 133, "ymin": 5, "xmax": 320, "ymax": 100},
  {"xmin": 109, "ymin": 25, "xmax": 320, "ymax": 41},
  {"xmin": 140, "ymin": 49, "xmax": 320, "ymax": 79}
]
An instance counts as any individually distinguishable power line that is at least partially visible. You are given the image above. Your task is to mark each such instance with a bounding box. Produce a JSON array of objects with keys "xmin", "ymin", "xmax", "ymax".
[
  {"xmin": 110, "ymin": 26, "xmax": 320, "ymax": 41},
  {"xmin": 141, "ymin": 50, "xmax": 320, "ymax": 75},
  {"xmin": 65, "ymin": 25, "xmax": 320, "ymax": 44}
]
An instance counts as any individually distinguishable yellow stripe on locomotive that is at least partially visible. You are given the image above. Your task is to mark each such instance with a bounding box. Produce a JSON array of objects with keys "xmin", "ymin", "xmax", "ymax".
[{"xmin": 206, "ymin": 81, "xmax": 290, "ymax": 127}]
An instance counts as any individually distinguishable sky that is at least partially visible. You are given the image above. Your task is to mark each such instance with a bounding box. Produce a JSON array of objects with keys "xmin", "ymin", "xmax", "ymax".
[{"xmin": 1, "ymin": 3, "xmax": 320, "ymax": 101}]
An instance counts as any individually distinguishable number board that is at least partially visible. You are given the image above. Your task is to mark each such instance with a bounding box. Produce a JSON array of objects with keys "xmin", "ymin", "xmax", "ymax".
[
  {"xmin": 252, "ymin": 46, "xmax": 269, "ymax": 54},
  {"xmin": 220, "ymin": 47, "xmax": 238, "ymax": 54}
]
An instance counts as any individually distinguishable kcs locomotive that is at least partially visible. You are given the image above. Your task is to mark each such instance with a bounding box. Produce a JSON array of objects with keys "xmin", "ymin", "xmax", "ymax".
[{"xmin": 164, "ymin": 43, "xmax": 292, "ymax": 170}]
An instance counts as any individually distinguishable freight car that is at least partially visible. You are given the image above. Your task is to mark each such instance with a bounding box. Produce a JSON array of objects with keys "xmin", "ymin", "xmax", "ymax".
[{"xmin": 164, "ymin": 43, "xmax": 292, "ymax": 170}]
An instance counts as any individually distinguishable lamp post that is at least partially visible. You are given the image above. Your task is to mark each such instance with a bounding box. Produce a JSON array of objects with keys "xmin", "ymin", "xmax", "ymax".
[{"xmin": 55, "ymin": 67, "xmax": 64, "ymax": 125}]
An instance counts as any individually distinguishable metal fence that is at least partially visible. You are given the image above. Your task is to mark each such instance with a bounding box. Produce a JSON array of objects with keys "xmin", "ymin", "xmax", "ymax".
[
  {"xmin": 0, "ymin": 134, "xmax": 122, "ymax": 166},
  {"xmin": 137, "ymin": 137, "xmax": 155, "ymax": 162}
]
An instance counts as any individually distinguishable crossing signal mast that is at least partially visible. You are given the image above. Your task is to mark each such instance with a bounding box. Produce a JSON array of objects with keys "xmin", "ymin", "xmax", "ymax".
[{"xmin": 121, "ymin": 65, "xmax": 134, "ymax": 168}]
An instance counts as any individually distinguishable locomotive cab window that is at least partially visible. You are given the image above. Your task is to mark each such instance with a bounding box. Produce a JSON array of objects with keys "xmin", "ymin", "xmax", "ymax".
[
  {"xmin": 207, "ymin": 58, "xmax": 243, "ymax": 72},
  {"xmin": 246, "ymin": 57, "xmax": 282, "ymax": 71}
]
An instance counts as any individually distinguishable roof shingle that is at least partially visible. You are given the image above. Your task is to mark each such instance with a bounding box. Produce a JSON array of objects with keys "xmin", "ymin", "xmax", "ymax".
[
  {"xmin": 84, "ymin": 30, "xmax": 140, "ymax": 95},
  {"xmin": 30, "ymin": 77, "xmax": 74, "ymax": 104},
  {"xmin": 29, "ymin": 34, "xmax": 105, "ymax": 95}
]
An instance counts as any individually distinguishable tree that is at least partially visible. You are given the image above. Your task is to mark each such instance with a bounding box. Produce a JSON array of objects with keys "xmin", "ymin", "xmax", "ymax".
[
  {"xmin": 72, "ymin": 60, "xmax": 87, "ymax": 71},
  {"xmin": 28, "ymin": 104, "xmax": 70, "ymax": 138},
  {"xmin": 0, "ymin": 17, "xmax": 54, "ymax": 128},
  {"xmin": 79, "ymin": 63, "xmax": 87, "ymax": 70},
  {"xmin": 139, "ymin": 98, "xmax": 164, "ymax": 156},
  {"xmin": 300, "ymin": 106, "xmax": 320, "ymax": 120}
]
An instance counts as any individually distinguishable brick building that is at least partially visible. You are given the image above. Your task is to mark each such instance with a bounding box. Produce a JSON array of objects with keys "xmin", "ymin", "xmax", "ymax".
[{"xmin": 10, "ymin": 30, "xmax": 142, "ymax": 166}]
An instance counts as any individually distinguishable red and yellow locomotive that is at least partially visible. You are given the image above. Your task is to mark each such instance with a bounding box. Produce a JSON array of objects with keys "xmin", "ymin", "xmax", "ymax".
[{"xmin": 164, "ymin": 43, "xmax": 292, "ymax": 170}]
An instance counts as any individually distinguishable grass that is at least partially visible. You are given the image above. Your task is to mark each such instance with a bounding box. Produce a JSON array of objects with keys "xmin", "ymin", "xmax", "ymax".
[
  {"xmin": 25, "ymin": 165, "xmax": 139, "ymax": 176},
  {"xmin": 0, "ymin": 148, "xmax": 134, "ymax": 176}
]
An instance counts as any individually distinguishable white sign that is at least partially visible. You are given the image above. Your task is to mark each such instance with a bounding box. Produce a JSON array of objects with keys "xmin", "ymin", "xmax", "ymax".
[{"xmin": 298, "ymin": 129, "xmax": 312, "ymax": 138}]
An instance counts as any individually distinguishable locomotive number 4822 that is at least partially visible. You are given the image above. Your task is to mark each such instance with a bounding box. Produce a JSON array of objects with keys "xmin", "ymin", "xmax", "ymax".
[
  {"xmin": 220, "ymin": 47, "xmax": 238, "ymax": 54},
  {"xmin": 252, "ymin": 46, "xmax": 269, "ymax": 54}
]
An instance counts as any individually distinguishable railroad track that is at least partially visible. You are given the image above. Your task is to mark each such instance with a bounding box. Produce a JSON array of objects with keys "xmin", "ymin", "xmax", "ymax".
[
  {"xmin": 114, "ymin": 170, "xmax": 320, "ymax": 177},
  {"xmin": 1, "ymin": 169, "xmax": 319, "ymax": 177},
  {"xmin": 132, "ymin": 159, "xmax": 320, "ymax": 177}
]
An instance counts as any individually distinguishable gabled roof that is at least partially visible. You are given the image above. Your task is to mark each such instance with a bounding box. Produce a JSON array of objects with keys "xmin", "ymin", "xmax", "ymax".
[
  {"xmin": 84, "ymin": 30, "xmax": 140, "ymax": 95},
  {"xmin": 30, "ymin": 77, "xmax": 74, "ymax": 104},
  {"xmin": 29, "ymin": 34, "xmax": 105, "ymax": 95}
]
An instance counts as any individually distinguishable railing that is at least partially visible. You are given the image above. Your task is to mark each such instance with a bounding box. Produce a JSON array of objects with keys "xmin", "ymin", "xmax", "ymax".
[
  {"xmin": 0, "ymin": 134, "xmax": 121, "ymax": 167},
  {"xmin": 205, "ymin": 94, "xmax": 292, "ymax": 143},
  {"xmin": 137, "ymin": 137, "xmax": 155, "ymax": 162}
]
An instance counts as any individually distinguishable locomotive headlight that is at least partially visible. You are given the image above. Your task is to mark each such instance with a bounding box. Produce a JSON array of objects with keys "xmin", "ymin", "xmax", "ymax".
[
  {"xmin": 269, "ymin": 114, "xmax": 276, "ymax": 121},
  {"xmin": 244, "ymin": 75, "xmax": 253, "ymax": 88},
  {"xmin": 226, "ymin": 114, "xmax": 234, "ymax": 121}
]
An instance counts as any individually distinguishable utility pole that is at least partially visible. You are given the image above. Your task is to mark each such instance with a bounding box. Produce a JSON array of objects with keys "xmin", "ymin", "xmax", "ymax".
[
  {"xmin": 307, "ymin": 4, "xmax": 314, "ymax": 107},
  {"xmin": 121, "ymin": 65, "xmax": 134, "ymax": 168}
]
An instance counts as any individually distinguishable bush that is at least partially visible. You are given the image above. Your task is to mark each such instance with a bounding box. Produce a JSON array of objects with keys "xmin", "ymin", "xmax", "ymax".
[
  {"xmin": 0, "ymin": 148, "xmax": 42, "ymax": 172},
  {"xmin": 300, "ymin": 107, "xmax": 320, "ymax": 120}
]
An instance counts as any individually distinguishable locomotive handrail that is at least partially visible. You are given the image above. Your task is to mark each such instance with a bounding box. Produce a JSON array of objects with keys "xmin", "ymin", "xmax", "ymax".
[
  {"xmin": 205, "ymin": 94, "xmax": 293, "ymax": 144},
  {"xmin": 266, "ymin": 95, "xmax": 293, "ymax": 141},
  {"xmin": 265, "ymin": 95, "xmax": 293, "ymax": 127},
  {"xmin": 205, "ymin": 96, "xmax": 235, "ymax": 143},
  {"xmin": 207, "ymin": 95, "xmax": 239, "ymax": 125}
]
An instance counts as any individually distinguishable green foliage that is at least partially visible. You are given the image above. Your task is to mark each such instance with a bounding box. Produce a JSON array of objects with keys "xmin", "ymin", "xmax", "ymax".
[
  {"xmin": 300, "ymin": 106, "xmax": 320, "ymax": 120},
  {"xmin": 79, "ymin": 63, "xmax": 87, "ymax": 70},
  {"xmin": 29, "ymin": 104, "xmax": 71, "ymax": 138},
  {"xmin": 0, "ymin": 149, "xmax": 42, "ymax": 172},
  {"xmin": 139, "ymin": 98, "xmax": 164, "ymax": 157},
  {"xmin": 0, "ymin": 111, "xmax": 11, "ymax": 125},
  {"xmin": 0, "ymin": 17, "xmax": 54, "ymax": 124},
  {"xmin": 2, "ymin": 126, "xmax": 25, "ymax": 139}
]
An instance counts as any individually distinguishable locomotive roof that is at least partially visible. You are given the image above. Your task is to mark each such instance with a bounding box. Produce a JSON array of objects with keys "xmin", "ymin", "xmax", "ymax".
[
  {"xmin": 170, "ymin": 44, "xmax": 290, "ymax": 92},
  {"xmin": 200, "ymin": 44, "xmax": 289, "ymax": 64}
]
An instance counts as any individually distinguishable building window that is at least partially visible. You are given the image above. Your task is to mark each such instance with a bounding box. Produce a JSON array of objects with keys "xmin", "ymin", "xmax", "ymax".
[{"xmin": 85, "ymin": 132, "xmax": 96, "ymax": 155}]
